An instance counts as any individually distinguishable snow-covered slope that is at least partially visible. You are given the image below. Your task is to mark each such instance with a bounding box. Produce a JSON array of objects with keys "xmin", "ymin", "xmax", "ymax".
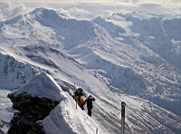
[
  {"xmin": 0, "ymin": 49, "xmax": 39, "ymax": 90},
  {"xmin": 0, "ymin": 4, "xmax": 181, "ymax": 134},
  {"xmin": 12, "ymin": 73, "xmax": 64, "ymax": 101},
  {"xmin": 0, "ymin": 42, "xmax": 181, "ymax": 134},
  {"xmin": 0, "ymin": 90, "xmax": 12, "ymax": 134},
  {"xmin": 8, "ymin": 69, "xmax": 181, "ymax": 134},
  {"xmin": 8, "ymin": 72, "xmax": 106, "ymax": 134},
  {"xmin": 43, "ymin": 92, "xmax": 105, "ymax": 134},
  {"xmin": 0, "ymin": 2, "xmax": 29, "ymax": 21}
]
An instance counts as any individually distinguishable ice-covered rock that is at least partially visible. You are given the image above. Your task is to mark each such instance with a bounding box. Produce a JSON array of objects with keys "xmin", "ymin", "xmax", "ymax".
[{"xmin": 8, "ymin": 73, "xmax": 65, "ymax": 134}]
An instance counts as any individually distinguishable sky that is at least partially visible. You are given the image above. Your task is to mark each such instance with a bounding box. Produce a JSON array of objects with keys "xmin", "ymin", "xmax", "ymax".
[
  {"xmin": 0, "ymin": 0, "xmax": 180, "ymax": 3},
  {"xmin": 0, "ymin": 0, "xmax": 181, "ymax": 7}
]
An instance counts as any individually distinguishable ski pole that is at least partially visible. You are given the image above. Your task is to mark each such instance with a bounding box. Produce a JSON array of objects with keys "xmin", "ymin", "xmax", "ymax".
[
  {"xmin": 76, "ymin": 97, "xmax": 78, "ymax": 109},
  {"xmin": 121, "ymin": 101, "xmax": 126, "ymax": 134},
  {"xmin": 96, "ymin": 128, "xmax": 98, "ymax": 134}
]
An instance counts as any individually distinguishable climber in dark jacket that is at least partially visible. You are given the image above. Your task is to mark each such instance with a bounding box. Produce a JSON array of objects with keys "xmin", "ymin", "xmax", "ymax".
[
  {"xmin": 74, "ymin": 88, "xmax": 86, "ymax": 110},
  {"xmin": 86, "ymin": 95, "xmax": 95, "ymax": 116}
]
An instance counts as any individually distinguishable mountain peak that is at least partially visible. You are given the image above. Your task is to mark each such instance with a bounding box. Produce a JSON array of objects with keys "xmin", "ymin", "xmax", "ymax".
[{"xmin": 13, "ymin": 72, "xmax": 64, "ymax": 101}]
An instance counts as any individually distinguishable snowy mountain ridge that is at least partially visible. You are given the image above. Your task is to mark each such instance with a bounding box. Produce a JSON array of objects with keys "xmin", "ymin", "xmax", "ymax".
[
  {"xmin": 12, "ymin": 72, "xmax": 64, "ymax": 101},
  {"xmin": 0, "ymin": 4, "xmax": 181, "ymax": 134}
]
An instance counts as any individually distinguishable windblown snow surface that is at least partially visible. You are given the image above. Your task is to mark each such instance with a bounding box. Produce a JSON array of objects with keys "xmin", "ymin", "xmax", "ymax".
[{"xmin": 0, "ymin": 2, "xmax": 181, "ymax": 134}]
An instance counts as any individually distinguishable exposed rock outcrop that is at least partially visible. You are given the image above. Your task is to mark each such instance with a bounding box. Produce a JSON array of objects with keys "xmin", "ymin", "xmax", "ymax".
[{"xmin": 7, "ymin": 73, "xmax": 64, "ymax": 134}]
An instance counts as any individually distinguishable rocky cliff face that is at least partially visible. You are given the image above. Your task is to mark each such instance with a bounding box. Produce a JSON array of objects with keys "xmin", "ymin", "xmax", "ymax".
[
  {"xmin": 7, "ymin": 93, "xmax": 59, "ymax": 134},
  {"xmin": 7, "ymin": 73, "xmax": 63, "ymax": 134}
]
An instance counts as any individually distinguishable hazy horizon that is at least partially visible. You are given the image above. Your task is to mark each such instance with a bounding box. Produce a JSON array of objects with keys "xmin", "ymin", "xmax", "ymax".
[{"xmin": 0, "ymin": 0, "xmax": 181, "ymax": 7}]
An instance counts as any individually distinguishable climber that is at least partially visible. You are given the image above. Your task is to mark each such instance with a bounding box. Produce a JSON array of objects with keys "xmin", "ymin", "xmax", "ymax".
[
  {"xmin": 74, "ymin": 88, "xmax": 86, "ymax": 110},
  {"xmin": 85, "ymin": 95, "xmax": 95, "ymax": 117}
]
